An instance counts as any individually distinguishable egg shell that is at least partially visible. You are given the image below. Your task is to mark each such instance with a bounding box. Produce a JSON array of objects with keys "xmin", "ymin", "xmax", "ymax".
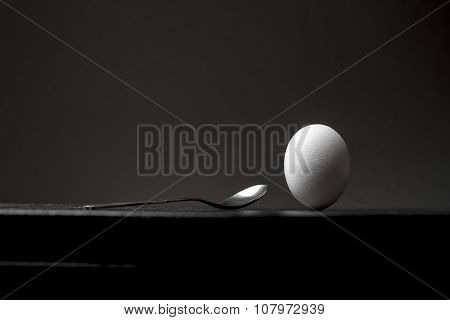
[{"xmin": 284, "ymin": 124, "xmax": 350, "ymax": 209}]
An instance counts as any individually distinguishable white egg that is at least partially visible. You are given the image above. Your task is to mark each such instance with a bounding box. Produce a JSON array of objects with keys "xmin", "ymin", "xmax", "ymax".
[{"xmin": 284, "ymin": 124, "xmax": 350, "ymax": 209}]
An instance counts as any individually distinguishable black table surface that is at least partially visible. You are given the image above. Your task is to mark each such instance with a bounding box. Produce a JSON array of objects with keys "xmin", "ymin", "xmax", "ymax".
[{"xmin": 0, "ymin": 205, "xmax": 449, "ymax": 299}]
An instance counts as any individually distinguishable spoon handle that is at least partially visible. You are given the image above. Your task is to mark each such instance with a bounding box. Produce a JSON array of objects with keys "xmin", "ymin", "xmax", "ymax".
[
  {"xmin": 83, "ymin": 198, "xmax": 225, "ymax": 210},
  {"xmin": 83, "ymin": 198, "xmax": 192, "ymax": 210}
]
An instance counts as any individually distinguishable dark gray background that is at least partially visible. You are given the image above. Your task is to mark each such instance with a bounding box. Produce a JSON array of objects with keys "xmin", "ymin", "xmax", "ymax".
[{"xmin": 0, "ymin": 0, "xmax": 449, "ymax": 209}]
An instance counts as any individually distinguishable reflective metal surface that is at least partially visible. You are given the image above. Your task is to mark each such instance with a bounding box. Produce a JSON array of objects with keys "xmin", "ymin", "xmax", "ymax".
[
  {"xmin": 220, "ymin": 185, "xmax": 268, "ymax": 208},
  {"xmin": 83, "ymin": 185, "xmax": 268, "ymax": 210}
]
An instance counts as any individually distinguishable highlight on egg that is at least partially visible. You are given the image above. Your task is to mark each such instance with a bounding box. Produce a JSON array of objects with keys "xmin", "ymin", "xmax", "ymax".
[{"xmin": 284, "ymin": 124, "xmax": 350, "ymax": 210}]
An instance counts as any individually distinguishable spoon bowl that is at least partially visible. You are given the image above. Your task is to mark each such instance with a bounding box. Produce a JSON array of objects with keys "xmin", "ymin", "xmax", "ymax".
[{"xmin": 220, "ymin": 185, "xmax": 268, "ymax": 208}]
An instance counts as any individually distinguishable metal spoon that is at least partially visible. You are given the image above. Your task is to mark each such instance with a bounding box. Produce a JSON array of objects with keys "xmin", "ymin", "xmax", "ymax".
[{"xmin": 83, "ymin": 185, "xmax": 268, "ymax": 210}]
